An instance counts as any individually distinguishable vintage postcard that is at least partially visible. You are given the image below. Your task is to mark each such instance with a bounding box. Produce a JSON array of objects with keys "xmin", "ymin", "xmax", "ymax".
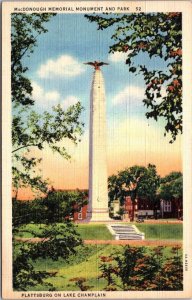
[{"xmin": 2, "ymin": 1, "xmax": 192, "ymax": 299}]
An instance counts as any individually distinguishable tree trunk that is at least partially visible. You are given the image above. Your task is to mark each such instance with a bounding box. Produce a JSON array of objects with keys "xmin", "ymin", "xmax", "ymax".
[
  {"xmin": 14, "ymin": 188, "xmax": 19, "ymax": 201},
  {"xmin": 161, "ymin": 200, "xmax": 164, "ymax": 219},
  {"xmin": 130, "ymin": 190, "xmax": 137, "ymax": 222},
  {"xmin": 131, "ymin": 200, "xmax": 135, "ymax": 222},
  {"xmin": 153, "ymin": 201, "xmax": 158, "ymax": 219},
  {"xmin": 175, "ymin": 198, "xmax": 181, "ymax": 219}
]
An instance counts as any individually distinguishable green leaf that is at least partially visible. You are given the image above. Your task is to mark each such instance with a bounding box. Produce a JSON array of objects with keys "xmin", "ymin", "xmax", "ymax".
[{"xmin": 129, "ymin": 67, "xmax": 137, "ymax": 73}]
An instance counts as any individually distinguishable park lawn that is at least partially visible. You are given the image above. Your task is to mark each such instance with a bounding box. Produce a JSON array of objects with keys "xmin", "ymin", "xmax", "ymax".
[
  {"xmin": 31, "ymin": 244, "xmax": 113, "ymax": 291},
  {"xmin": 14, "ymin": 223, "xmax": 114, "ymax": 240},
  {"xmin": 135, "ymin": 223, "xmax": 183, "ymax": 240},
  {"xmin": 76, "ymin": 224, "xmax": 113, "ymax": 240},
  {"xmin": 26, "ymin": 244, "xmax": 182, "ymax": 291},
  {"xmin": 15, "ymin": 222, "xmax": 183, "ymax": 240}
]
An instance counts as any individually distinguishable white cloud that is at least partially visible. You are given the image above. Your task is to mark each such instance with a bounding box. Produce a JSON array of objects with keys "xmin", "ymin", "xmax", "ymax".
[
  {"xmin": 45, "ymin": 91, "xmax": 60, "ymax": 101},
  {"xmin": 61, "ymin": 96, "xmax": 79, "ymax": 110},
  {"xmin": 32, "ymin": 81, "xmax": 79, "ymax": 110},
  {"xmin": 108, "ymin": 51, "xmax": 133, "ymax": 63},
  {"xmin": 37, "ymin": 55, "xmax": 85, "ymax": 78},
  {"xmin": 112, "ymin": 85, "xmax": 145, "ymax": 106},
  {"xmin": 32, "ymin": 81, "xmax": 60, "ymax": 107}
]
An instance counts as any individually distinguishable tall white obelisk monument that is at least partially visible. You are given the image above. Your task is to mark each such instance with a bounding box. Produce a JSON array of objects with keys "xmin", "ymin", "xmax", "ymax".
[{"xmin": 85, "ymin": 61, "xmax": 110, "ymax": 221}]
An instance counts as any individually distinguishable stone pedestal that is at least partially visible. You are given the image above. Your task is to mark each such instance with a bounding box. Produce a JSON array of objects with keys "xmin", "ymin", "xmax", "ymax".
[{"xmin": 87, "ymin": 70, "xmax": 110, "ymax": 222}]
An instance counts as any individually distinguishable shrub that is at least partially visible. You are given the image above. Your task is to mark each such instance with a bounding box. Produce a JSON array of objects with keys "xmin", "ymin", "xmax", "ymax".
[{"xmin": 98, "ymin": 246, "xmax": 183, "ymax": 291}]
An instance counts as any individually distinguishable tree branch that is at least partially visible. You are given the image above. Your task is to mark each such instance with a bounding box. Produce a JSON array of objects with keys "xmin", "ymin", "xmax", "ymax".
[
  {"xmin": 12, "ymin": 144, "xmax": 39, "ymax": 153},
  {"xmin": 11, "ymin": 34, "xmax": 40, "ymax": 72}
]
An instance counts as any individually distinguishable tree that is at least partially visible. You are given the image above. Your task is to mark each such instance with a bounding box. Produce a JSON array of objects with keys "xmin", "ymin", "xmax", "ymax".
[
  {"xmin": 30, "ymin": 223, "xmax": 83, "ymax": 260},
  {"xmin": 11, "ymin": 14, "xmax": 85, "ymax": 290},
  {"xmin": 69, "ymin": 277, "xmax": 93, "ymax": 291},
  {"xmin": 108, "ymin": 174, "xmax": 120, "ymax": 202},
  {"xmin": 12, "ymin": 189, "xmax": 88, "ymax": 226},
  {"xmin": 11, "ymin": 13, "xmax": 56, "ymax": 106},
  {"xmin": 85, "ymin": 13, "xmax": 182, "ymax": 142},
  {"xmin": 157, "ymin": 246, "xmax": 183, "ymax": 290},
  {"xmin": 98, "ymin": 256, "xmax": 118, "ymax": 291},
  {"xmin": 158, "ymin": 171, "xmax": 183, "ymax": 218},
  {"xmin": 11, "ymin": 13, "xmax": 84, "ymax": 197},
  {"xmin": 12, "ymin": 199, "xmax": 36, "ymax": 227},
  {"xmin": 98, "ymin": 246, "xmax": 183, "ymax": 291},
  {"xmin": 108, "ymin": 164, "xmax": 160, "ymax": 221},
  {"xmin": 11, "ymin": 13, "xmax": 86, "ymax": 290},
  {"xmin": 12, "ymin": 103, "xmax": 84, "ymax": 198},
  {"xmin": 41, "ymin": 189, "xmax": 88, "ymax": 223},
  {"xmin": 13, "ymin": 244, "xmax": 55, "ymax": 291},
  {"xmin": 13, "ymin": 222, "xmax": 83, "ymax": 290}
]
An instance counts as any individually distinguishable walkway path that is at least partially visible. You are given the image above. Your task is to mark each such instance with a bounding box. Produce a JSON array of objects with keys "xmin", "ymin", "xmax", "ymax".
[
  {"xmin": 84, "ymin": 240, "xmax": 182, "ymax": 246},
  {"xmin": 15, "ymin": 237, "xmax": 182, "ymax": 247},
  {"xmin": 75, "ymin": 220, "xmax": 182, "ymax": 225}
]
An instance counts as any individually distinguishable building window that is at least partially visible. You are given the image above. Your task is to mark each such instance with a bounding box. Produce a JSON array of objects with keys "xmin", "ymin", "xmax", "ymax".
[
  {"xmin": 164, "ymin": 201, "xmax": 171, "ymax": 212},
  {"xmin": 78, "ymin": 207, "xmax": 82, "ymax": 220}
]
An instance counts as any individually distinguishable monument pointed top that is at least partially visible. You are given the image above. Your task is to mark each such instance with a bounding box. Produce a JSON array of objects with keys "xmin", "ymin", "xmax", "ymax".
[{"xmin": 84, "ymin": 61, "xmax": 109, "ymax": 70}]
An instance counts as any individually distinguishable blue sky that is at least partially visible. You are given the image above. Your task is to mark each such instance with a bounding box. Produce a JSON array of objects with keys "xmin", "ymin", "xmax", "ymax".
[
  {"xmin": 24, "ymin": 13, "xmax": 169, "ymax": 129},
  {"xmin": 18, "ymin": 13, "xmax": 182, "ymax": 191}
]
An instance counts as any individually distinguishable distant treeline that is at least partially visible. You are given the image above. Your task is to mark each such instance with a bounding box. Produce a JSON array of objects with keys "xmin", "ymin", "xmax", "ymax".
[{"xmin": 13, "ymin": 190, "xmax": 88, "ymax": 226}]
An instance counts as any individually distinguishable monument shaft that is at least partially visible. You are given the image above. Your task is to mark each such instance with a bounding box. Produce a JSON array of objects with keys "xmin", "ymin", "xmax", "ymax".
[{"xmin": 88, "ymin": 69, "xmax": 110, "ymax": 221}]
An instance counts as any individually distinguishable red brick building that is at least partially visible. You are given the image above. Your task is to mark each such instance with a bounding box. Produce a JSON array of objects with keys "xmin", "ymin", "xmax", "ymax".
[
  {"xmin": 122, "ymin": 196, "xmax": 182, "ymax": 220},
  {"xmin": 73, "ymin": 204, "xmax": 88, "ymax": 221},
  {"xmin": 71, "ymin": 193, "xmax": 182, "ymax": 221},
  {"xmin": 123, "ymin": 196, "xmax": 161, "ymax": 220},
  {"xmin": 160, "ymin": 198, "xmax": 183, "ymax": 219}
]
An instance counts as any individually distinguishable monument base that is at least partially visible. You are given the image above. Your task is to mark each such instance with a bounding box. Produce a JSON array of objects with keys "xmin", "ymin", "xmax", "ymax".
[{"xmin": 86, "ymin": 210, "xmax": 112, "ymax": 222}]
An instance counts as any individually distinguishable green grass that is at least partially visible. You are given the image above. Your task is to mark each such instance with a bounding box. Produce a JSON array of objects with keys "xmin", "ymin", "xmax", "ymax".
[
  {"xmin": 15, "ymin": 222, "xmax": 183, "ymax": 240},
  {"xmin": 135, "ymin": 223, "xmax": 183, "ymax": 240},
  {"xmin": 14, "ymin": 222, "xmax": 183, "ymax": 291},
  {"xmin": 23, "ymin": 244, "xmax": 182, "ymax": 291},
  {"xmin": 32, "ymin": 244, "xmax": 112, "ymax": 291},
  {"xmin": 76, "ymin": 224, "xmax": 113, "ymax": 240},
  {"xmin": 13, "ymin": 222, "xmax": 183, "ymax": 291},
  {"xmin": 14, "ymin": 223, "xmax": 114, "ymax": 240}
]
